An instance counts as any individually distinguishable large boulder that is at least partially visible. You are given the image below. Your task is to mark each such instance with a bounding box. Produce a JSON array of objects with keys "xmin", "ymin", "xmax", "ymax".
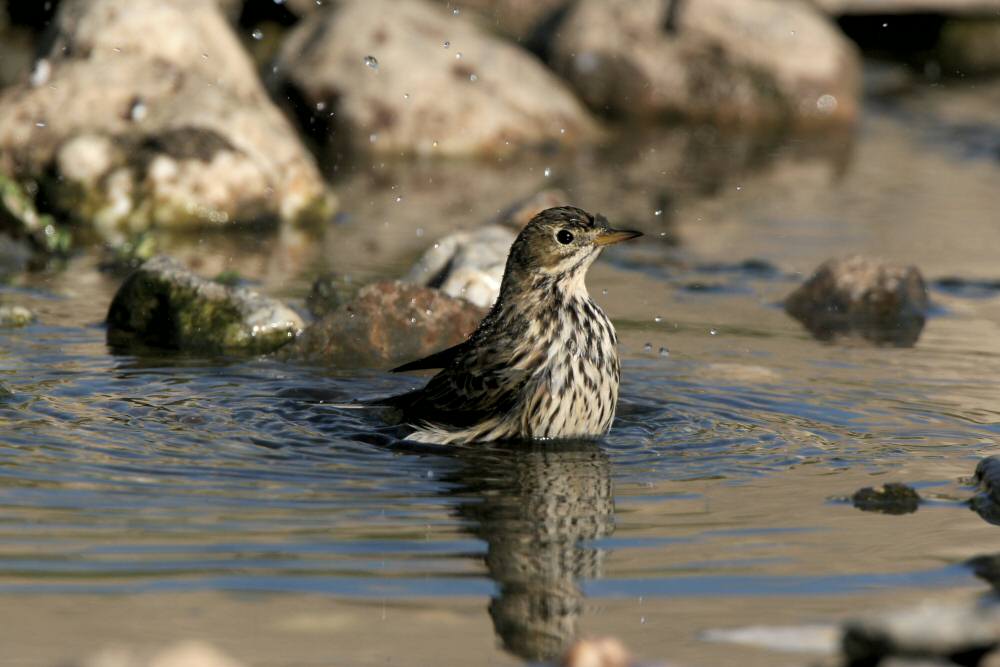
[
  {"xmin": 106, "ymin": 255, "xmax": 304, "ymax": 353},
  {"xmin": 285, "ymin": 281, "xmax": 486, "ymax": 368},
  {"xmin": 275, "ymin": 0, "xmax": 599, "ymax": 156},
  {"xmin": 0, "ymin": 0, "xmax": 334, "ymax": 248},
  {"xmin": 550, "ymin": 0, "xmax": 860, "ymax": 127},
  {"xmin": 784, "ymin": 256, "xmax": 929, "ymax": 346}
]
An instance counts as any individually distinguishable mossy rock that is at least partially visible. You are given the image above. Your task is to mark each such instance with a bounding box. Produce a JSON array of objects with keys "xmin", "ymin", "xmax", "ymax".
[{"xmin": 107, "ymin": 255, "xmax": 303, "ymax": 354}]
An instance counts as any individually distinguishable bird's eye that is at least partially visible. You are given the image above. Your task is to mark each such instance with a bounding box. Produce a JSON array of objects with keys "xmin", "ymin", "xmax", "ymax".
[{"xmin": 556, "ymin": 229, "xmax": 574, "ymax": 245}]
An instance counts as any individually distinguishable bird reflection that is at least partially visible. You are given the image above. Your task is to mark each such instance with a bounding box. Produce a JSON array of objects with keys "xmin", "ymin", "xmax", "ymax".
[{"xmin": 441, "ymin": 440, "xmax": 614, "ymax": 662}]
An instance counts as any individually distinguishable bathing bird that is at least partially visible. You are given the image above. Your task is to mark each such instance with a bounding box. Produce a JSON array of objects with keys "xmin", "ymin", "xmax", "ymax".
[{"xmin": 386, "ymin": 206, "xmax": 641, "ymax": 444}]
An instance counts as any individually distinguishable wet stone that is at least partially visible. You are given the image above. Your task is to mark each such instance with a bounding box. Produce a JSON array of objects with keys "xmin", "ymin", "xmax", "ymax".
[
  {"xmin": 106, "ymin": 255, "xmax": 304, "ymax": 354},
  {"xmin": 0, "ymin": 304, "xmax": 35, "ymax": 328},
  {"xmin": 305, "ymin": 272, "xmax": 355, "ymax": 319},
  {"xmin": 851, "ymin": 482, "xmax": 921, "ymax": 515},
  {"xmin": 965, "ymin": 553, "xmax": 1000, "ymax": 593},
  {"xmin": 842, "ymin": 601, "xmax": 1000, "ymax": 667},
  {"xmin": 785, "ymin": 255, "xmax": 929, "ymax": 347},
  {"xmin": 284, "ymin": 281, "xmax": 486, "ymax": 369},
  {"xmin": 970, "ymin": 456, "xmax": 1000, "ymax": 526}
]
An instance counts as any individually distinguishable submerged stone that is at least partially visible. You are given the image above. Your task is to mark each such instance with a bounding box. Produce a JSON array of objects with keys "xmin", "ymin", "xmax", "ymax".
[
  {"xmin": 0, "ymin": 304, "xmax": 35, "ymax": 328},
  {"xmin": 106, "ymin": 255, "xmax": 303, "ymax": 354},
  {"xmin": 851, "ymin": 482, "xmax": 921, "ymax": 515},
  {"xmin": 285, "ymin": 281, "xmax": 485, "ymax": 368},
  {"xmin": 971, "ymin": 456, "xmax": 1000, "ymax": 526},
  {"xmin": 785, "ymin": 255, "xmax": 929, "ymax": 347}
]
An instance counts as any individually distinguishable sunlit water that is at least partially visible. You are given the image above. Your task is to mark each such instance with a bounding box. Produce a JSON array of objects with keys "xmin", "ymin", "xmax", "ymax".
[{"xmin": 3, "ymin": 78, "xmax": 1000, "ymax": 666}]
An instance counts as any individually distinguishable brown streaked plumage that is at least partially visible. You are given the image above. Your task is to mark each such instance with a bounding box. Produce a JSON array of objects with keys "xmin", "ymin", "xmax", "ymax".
[{"xmin": 387, "ymin": 206, "xmax": 641, "ymax": 444}]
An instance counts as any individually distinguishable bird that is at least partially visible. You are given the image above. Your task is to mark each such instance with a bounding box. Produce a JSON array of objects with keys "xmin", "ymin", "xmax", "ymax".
[{"xmin": 384, "ymin": 206, "xmax": 641, "ymax": 445}]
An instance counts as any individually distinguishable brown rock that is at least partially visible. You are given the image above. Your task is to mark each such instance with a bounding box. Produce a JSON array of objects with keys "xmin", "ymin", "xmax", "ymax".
[
  {"xmin": 275, "ymin": 0, "xmax": 599, "ymax": 156},
  {"xmin": 0, "ymin": 0, "xmax": 334, "ymax": 244},
  {"xmin": 550, "ymin": 0, "xmax": 860, "ymax": 128},
  {"xmin": 285, "ymin": 281, "xmax": 486, "ymax": 368},
  {"xmin": 784, "ymin": 256, "xmax": 928, "ymax": 346}
]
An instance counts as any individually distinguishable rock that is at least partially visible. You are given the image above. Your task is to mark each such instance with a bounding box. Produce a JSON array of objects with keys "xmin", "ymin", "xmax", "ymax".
[
  {"xmin": 275, "ymin": 0, "xmax": 598, "ymax": 156},
  {"xmin": 842, "ymin": 601, "xmax": 1000, "ymax": 667},
  {"xmin": 971, "ymin": 456, "xmax": 1000, "ymax": 526},
  {"xmin": 0, "ymin": 173, "xmax": 70, "ymax": 255},
  {"xmin": 965, "ymin": 553, "xmax": 1000, "ymax": 593},
  {"xmin": 284, "ymin": 281, "xmax": 486, "ymax": 368},
  {"xmin": 434, "ymin": 0, "xmax": 570, "ymax": 44},
  {"xmin": 492, "ymin": 188, "xmax": 569, "ymax": 229},
  {"xmin": 851, "ymin": 483, "xmax": 921, "ymax": 515},
  {"xmin": 404, "ymin": 225, "xmax": 515, "ymax": 307},
  {"xmin": 0, "ymin": 304, "xmax": 35, "ymax": 327},
  {"xmin": 938, "ymin": 19, "xmax": 1000, "ymax": 75},
  {"xmin": 561, "ymin": 638, "xmax": 633, "ymax": 667},
  {"xmin": 305, "ymin": 272, "xmax": 355, "ymax": 319},
  {"xmin": 106, "ymin": 255, "xmax": 304, "ymax": 353},
  {"xmin": 784, "ymin": 256, "xmax": 929, "ymax": 346},
  {"xmin": 550, "ymin": 0, "xmax": 860, "ymax": 127},
  {"xmin": 0, "ymin": 0, "xmax": 334, "ymax": 248}
]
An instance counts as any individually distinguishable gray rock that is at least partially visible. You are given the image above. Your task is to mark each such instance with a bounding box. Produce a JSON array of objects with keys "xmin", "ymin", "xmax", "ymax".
[
  {"xmin": 0, "ymin": 0, "xmax": 334, "ymax": 247},
  {"xmin": 275, "ymin": 0, "xmax": 599, "ymax": 156},
  {"xmin": 550, "ymin": 0, "xmax": 860, "ymax": 127},
  {"xmin": 432, "ymin": 0, "xmax": 570, "ymax": 43},
  {"xmin": 938, "ymin": 19, "xmax": 1000, "ymax": 75},
  {"xmin": 106, "ymin": 255, "xmax": 304, "ymax": 353},
  {"xmin": 843, "ymin": 601, "xmax": 1000, "ymax": 666},
  {"xmin": 285, "ymin": 281, "xmax": 486, "ymax": 368},
  {"xmin": 851, "ymin": 483, "xmax": 921, "ymax": 515},
  {"xmin": 785, "ymin": 256, "xmax": 929, "ymax": 346},
  {"xmin": 0, "ymin": 304, "xmax": 35, "ymax": 327},
  {"xmin": 971, "ymin": 456, "xmax": 1000, "ymax": 526},
  {"xmin": 404, "ymin": 225, "xmax": 515, "ymax": 308}
]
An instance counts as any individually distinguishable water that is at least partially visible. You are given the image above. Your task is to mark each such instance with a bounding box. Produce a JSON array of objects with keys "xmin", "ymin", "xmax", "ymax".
[{"xmin": 4, "ymin": 77, "xmax": 1000, "ymax": 666}]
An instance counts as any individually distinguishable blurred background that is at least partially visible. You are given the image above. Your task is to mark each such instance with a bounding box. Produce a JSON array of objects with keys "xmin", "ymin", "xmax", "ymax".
[{"xmin": 4, "ymin": 1, "xmax": 1000, "ymax": 666}]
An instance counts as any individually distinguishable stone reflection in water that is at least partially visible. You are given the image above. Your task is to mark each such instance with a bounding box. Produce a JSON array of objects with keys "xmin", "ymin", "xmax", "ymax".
[{"xmin": 445, "ymin": 442, "xmax": 614, "ymax": 662}]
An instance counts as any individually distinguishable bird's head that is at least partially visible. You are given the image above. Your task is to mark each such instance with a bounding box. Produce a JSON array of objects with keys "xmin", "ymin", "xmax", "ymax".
[{"xmin": 505, "ymin": 206, "xmax": 642, "ymax": 285}]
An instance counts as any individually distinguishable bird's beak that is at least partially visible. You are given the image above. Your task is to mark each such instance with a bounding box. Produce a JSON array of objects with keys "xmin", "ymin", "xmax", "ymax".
[{"xmin": 594, "ymin": 228, "xmax": 643, "ymax": 246}]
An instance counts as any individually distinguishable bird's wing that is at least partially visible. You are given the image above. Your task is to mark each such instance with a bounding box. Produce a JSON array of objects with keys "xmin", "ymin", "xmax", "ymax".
[
  {"xmin": 391, "ymin": 344, "xmax": 534, "ymax": 429},
  {"xmin": 390, "ymin": 341, "xmax": 469, "ymax": 373}
]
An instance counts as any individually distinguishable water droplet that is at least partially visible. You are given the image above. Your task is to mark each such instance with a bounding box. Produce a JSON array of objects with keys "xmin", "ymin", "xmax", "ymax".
[
  {"xmin": 35, "ymin": 121, "xmax": 46, "ymax": 128},
  {"xmin": 469, "ymin": 73, "xmax": 477, "ymax": 82},
  {"xmin": 395, "ymin": 196, "xmax": 402, "ymax": 203},
  {"xmin": 659, "ymin": 347, "xmax": 670, "ymax": 357},
  {"xmin": 416, "ymin": 228, "xmax": 425, "ymax": 237},
  {"xmin": 455, "ymin": 52, "xmax": 462, "ymax": 60},
  {"xmin": 735, "ymin": 185, "xmax": 742, "ymax": 192},
  {"xmin": 273, "ymin": 0, "xmax": 285, "ymax": 4},
  {"xmin": 112, "ymin": 47, "xmax": 121, "ymax": 54},
  {"xmin": 251, "ymin": 28, "xmax": 263, "ymax": 41},
  {"xmin": 654, "ymin": 316, "xmax": 662, "ymax": 323},
  {"xmin": 709, "ymin": 329, "xmax": 718, "ymax": 336},
  {"xmin": 882, "ymin": 22, "xmax": 888, "ymax": 27},
  {"xmin": 559, "ymin": 127, "xmax": 566, "ymax": 134},
  {"xmin": 601, "ymin": 289, "xmax": 608, "ymax": 296},
  {"xmin": 369, "ymin": 133, "xmax": 378, "ymax": 143},
  {"xmin": 409, "ymin": 317, "xmax": 417, "ymax": 324},
  {"xmin": 654, "ymin": 209, "xmax": 663, "ymax": 216},
  {"xmin": 432, "ymin": 140, "xmax": 438, "ymax": 147},
  {"xmin": 640, "ymin": 617, "xmax": 647, "ymax": 625},
  {"xmin": 789, "ymin": 30, "xmax": 796, "ymax": 37},
  {"xmin": 316, "ymin": 101, "xmax": 326, "ymax": 111},
  {"xmin": 201, "ymin": 53, "xmax": 209, "ymax": 60},
  {"xmin": 452, "ymin": 7, "xmax": 460, "ymax": 15},
  {"xmin": 129, "ymin": 99, "xmax": 147, "ymax": 122},
  {"xmin": 403, "ymin": 92, "xmax": 410, "ymax": 99},
  {"xmin": 426, "ymin": 469, "xmax": 434, "ymax": 478},
  {"xmin": 643, "ymin": 343, "xmax": 653, "ymax": 353},
  {"xmin": 364, "ymin": 55, "xmax": 379, "ymax": 70},
  {"xmin": 816, "ymin": 93, "xmax": 838, "ymax": 113},
  {"xmin": 543, "ymin": 167, "xmax": 551, "ymax": 178},
  {"xmin": 443, "ymin": 41, "xmax": 450, "ymax": 49}
]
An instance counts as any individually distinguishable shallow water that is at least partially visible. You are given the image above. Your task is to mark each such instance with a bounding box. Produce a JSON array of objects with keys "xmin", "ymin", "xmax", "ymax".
[{"xmin": 4, "ymin": 76, "xmax": 1000, "ymax": 666}]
